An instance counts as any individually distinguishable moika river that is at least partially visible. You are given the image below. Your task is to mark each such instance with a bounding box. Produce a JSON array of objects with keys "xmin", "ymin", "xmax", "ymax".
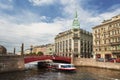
[{"xmin": 0, "ymin": 67, "xmax": 120, "ymax": 80}]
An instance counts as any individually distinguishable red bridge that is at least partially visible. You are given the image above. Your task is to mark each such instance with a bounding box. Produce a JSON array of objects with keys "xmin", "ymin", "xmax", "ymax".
[{"xmin": 24, "ymin": 55, "xmax": 71, "ymax": 63}]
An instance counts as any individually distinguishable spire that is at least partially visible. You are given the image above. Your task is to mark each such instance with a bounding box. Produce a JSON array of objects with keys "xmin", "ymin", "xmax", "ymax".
[
  {"xmin": 72, "ymin": 11, "xmax": 80, "ymax": 29},
  {"xmin": 75, "ymin": 11, "xmax": 78, "ymax": 18}
]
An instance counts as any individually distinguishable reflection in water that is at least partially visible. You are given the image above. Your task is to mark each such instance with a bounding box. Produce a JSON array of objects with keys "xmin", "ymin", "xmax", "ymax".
[
  {"xmin": 78, "ymin": 67, "xmax": 120, "ymax": 80},
  {"xmin": 0, "ymin": 67, "xmax": 120, "ymax": 80}
]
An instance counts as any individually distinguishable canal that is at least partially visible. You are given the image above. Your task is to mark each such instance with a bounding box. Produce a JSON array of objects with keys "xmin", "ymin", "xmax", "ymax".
[{"xmin": 0, "ymin": 67, "xmax": 120, "ymax": 80}]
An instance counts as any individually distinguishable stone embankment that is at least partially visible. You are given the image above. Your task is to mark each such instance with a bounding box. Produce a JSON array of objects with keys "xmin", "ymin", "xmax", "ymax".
[
  {"xmin": 0, "ymin": 55, "xmax": 25, "ymax": 73},
  {"xmin": 74, "ymin": 58, "xmax": 120, "ymax": 70}
]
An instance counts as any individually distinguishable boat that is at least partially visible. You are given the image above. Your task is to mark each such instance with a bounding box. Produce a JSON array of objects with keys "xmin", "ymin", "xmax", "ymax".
[{"xmin": 46, "ymin": 63, "xmax": 76, "ymax": 71}]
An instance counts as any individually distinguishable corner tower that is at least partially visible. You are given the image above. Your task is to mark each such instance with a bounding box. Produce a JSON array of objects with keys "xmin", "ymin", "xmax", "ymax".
[{"xmin": 72, "ymin": 11, "xmax": 80, "ymax": 29}]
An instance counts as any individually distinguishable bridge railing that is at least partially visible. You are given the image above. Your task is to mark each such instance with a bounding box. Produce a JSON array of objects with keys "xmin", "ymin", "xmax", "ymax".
[{"xmin": 24, "ymin": 55, "xmax": 71, "ymax": 63}]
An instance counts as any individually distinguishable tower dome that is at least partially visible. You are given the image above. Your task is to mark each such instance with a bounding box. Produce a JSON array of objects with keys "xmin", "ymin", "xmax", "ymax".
[{"xmin": 72, "ymin": 11, "xmax": 80, "ymax": 29}]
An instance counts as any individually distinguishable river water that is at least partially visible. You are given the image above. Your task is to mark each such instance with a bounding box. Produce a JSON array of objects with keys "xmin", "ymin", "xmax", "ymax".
[{"xmin": 0, "ymin": 67, "xmax": 120, "ymax": 80}]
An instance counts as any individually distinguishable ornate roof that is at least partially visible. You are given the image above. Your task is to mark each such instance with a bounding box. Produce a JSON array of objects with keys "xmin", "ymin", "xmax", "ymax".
[{"xmin": 72, "ymin": 11, "xmax": 80, "ymax": 29}]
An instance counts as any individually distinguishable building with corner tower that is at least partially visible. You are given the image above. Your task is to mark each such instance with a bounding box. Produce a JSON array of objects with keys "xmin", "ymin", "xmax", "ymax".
[{"xmin": 55, "ymin": 12, "xmax": 93, "ymax": 58}]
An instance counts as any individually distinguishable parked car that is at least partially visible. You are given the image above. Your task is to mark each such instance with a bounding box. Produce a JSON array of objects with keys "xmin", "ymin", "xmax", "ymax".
[
  {"xmin": 96, "ymin": 58, "xmax": 110, "ymax": 62},
  {"xmin": 96, "ymin": 58, "xmax": 105, "ymax": 62},
  {"xmin": 109, "ymin": 58, "xmax": 120, "ymax": 63}
]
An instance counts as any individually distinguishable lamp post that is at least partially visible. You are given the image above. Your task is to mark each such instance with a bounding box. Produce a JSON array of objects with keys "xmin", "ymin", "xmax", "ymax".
[
  {"xmin": 13, "ymin": 47, "xmax": 16, "ymax": 55},
  {"xmin": 30, "ymin": 45, "xmax": 33, "ymax": 54},
  {"xmin": 21, "ymin": 43, "xmax": 24, "ymax": 56}
]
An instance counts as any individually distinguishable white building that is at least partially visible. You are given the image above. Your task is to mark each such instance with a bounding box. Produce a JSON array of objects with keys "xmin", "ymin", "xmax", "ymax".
[{"xmin": 55, "ymin": 12, "xmax": 93, "ymax": 58}]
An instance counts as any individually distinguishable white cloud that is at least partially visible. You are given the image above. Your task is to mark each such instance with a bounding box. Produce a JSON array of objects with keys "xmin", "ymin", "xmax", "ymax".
[
  {"xmin": 59, "ymin": 0, "xmax": 120, "ymax": 31},
  {"xmin": 0, "ymin": 9, "xmax": 48, "ymax": 24},
  {"xmin": 0, "ymin": 17, "xmax": 66, "ymax": 52},
  {"xmin": 1, "ymin": 0, "xmax": 120, "ymax": 52},
  {"xmin": 29, "ymin": 0, "xmax": 54, "ymax": 6}
]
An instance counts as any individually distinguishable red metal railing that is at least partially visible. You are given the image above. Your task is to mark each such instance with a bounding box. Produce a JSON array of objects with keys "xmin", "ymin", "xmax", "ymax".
[{"xmin": 24, "ymin": 55, "xmax": 71, "ymax": 63}]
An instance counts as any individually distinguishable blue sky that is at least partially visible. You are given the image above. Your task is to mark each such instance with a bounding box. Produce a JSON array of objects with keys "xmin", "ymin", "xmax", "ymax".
[{"xmin": 0, "ymin": 0, "xmax": 120, "ymax": 53}]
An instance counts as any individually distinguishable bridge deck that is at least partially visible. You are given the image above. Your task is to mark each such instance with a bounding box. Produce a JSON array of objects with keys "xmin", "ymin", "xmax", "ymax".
[{"xmin": 24, "ymin": 55, "xmax": 71, "ymax": 63}]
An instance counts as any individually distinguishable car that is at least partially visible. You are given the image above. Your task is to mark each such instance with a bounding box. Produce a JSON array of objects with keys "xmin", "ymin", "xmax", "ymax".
[
  {"xmin": 96, "ymin": 58, "xmax": 109, "ymax": 62},
  {"xmin": 107, "ymin": 58, "xmax": 116, "ymax": 62},
  {"xmin": 109, "ymin": 58, "xmax": 120, "ymax": 63},
  {"xmin": 96, "ymin": 58, "xmax": 105, "ymax": 62}
]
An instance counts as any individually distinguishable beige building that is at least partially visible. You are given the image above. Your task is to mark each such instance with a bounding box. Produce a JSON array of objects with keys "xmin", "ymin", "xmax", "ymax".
[
  {"xmin": 24, "ymin": 49, "xmax": 31, "ymax": 55},
  {"xmin": 92, "ymin": 14, "xmax": 120, "ymax": 59},
  {"xmin": 32, "ymin": 45, "xmax": 47, "ymax": 55},
  {"xmin": 55, "ymin": 12, "xmax": 93, "ymax": 58},
  {"xmin": 46, "ymin": 44, "xmax": 55, "ymax": 55},
  {"xmin": 32, "ymin": 44, "xmax": 55, "ymax": 55}
]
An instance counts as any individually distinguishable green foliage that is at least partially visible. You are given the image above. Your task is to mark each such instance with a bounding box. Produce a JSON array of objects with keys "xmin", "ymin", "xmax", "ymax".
[
  {"xmin": 37, "ymin": 51, "xmax": 44, "ymax": 56},
  {"xmin": 29, "ymin": 52, "xmax": 36, "ymax": 55}
]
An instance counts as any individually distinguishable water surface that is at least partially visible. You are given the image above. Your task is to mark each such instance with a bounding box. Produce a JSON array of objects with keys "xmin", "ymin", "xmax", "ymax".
[{"xmin": 0, "ymin": 67, "xmax": 120, "ymax": 80}]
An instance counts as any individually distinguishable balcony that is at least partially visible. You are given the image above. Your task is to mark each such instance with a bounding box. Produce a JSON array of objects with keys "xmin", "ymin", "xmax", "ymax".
[
  {"xmin": 111, "ymin": 50, "xmax": 120, "ymax": 54},
  {"xmin": 110, "ymin": 42, "xmax": 120, "ymax": 46},
  {"xmin": 72, "ymin": 35, "xmax": 80, "ymax": 39}
]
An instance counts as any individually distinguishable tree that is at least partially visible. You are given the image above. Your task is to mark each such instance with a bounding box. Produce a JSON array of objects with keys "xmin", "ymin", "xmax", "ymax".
[
  {"xmin": 37, "ymin": 51, "xmax": 44, "ymax": 56},
  {"xmin": 29, "ymin": 52, "xmax": 36, "ymax": 55}
]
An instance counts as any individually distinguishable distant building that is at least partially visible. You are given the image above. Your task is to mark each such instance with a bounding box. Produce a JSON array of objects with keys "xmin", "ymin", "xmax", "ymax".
[
  {"xmin": 33, "ymin": 45, "xmax": 46, "ymax": 54},
  {"xmin": 55, "ymin": 12, "xmax": 93, "ymax": 58},
  {"xmin": 32, "ymin": 44, "xmax": 55, "ymax": 55},
  {"xmin": 0, "ymin": 45, "xmax": 7, "ymax": 55},
  {"xmin": 24, "ymin": 49, "xmax": 31, "ymax": 55},
  {"xmin": 92, "ymin": 14, "xmax": 120, "ymax": 59},
  {"xmin": 46, "ymin": 44, "xmax": 55, "ymax": 55}
]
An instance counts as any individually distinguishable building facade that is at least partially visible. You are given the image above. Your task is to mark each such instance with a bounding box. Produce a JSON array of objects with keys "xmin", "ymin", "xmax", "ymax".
[
  {"xmin": 32, "ymin": 44, "xmax": 55, "ymax": 55},
  {"xmin": 46, "ymin": 44, "xmax": 55, "ymax": 55},
  {"xmin": 55, "ymin": 12, "xmax": 93, "ymax": 58},
  {"xmin": 0, "ymin": 45, "xmax": 7, "ymax": 55},
  {"xmin": 92, "ymin": 14, "xmax": 120, "ymax": 59},
  {"xmin": 32, "ymin": 45, "xmax": 47, "ymax": 54},
  {"xmin": 24, "ymin": 49, "xmax": 31, "ymax": 55}
]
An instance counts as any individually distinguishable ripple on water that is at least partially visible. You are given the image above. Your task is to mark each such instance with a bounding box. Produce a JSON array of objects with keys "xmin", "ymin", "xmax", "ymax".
[{"xmin": 0, "ymin": 67, "xmax": 120, "ymax": 80}]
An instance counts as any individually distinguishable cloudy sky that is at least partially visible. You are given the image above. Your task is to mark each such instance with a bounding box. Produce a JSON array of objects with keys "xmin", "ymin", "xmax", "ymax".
[{"xmin": 0, "ymin": 0, "xmax": 120, "ymax": 52}]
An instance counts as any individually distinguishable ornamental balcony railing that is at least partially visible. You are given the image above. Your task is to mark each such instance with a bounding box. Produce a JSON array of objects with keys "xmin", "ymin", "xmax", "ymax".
[
  {"xmin": 110, "ymin": 42, "xmax": 120, "ymax": 46},
  {"xmin": 72, "ymin": 36, "xmax": 80, "ymax": 39},
  {"xmin": 111, "ymin": 50, "xmax": 120, "ymax": 54}
]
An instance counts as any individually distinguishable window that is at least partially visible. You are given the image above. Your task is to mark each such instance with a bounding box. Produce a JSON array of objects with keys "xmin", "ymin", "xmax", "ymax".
[
  {"xmin": 74, "ymin": 43, "xmax": 78, "ymax": 47},
  {"xmin": 74, "ymin": 48, "xmax": 78, "ymax": 52},
  {"xmin": 99, "ymin": 48, "xmax": 101, "ymax": 51},
  {"xmin": 69, "ymin": 39, "xmax": 71, "ymax": 49},
  {"xmin": 105, "ymin": 48, "xmax": 107, "ymax": 51},
  {"xmin": 96, "ymin": 49, "xmax": 97, "ymax": 51},
  {"xmin": 101, "ymin": 28, "xmax": 103, "ymax": 30},
  {"xmin": 74, "ymin": 39, "xmax": 78, "ymax": 43},
  {"xmin": 81, "ymin": 40, "xmax": 83, "ymax": 49},
  {"xmin": 74, "ymin": 33, "xmax": 78, "ymax": 37},
  {"xmin": 95, "ymin": 30, "xmax": 97, "ymax": 33},
  {"xmin": 119, "ymin": 37, "xmax": 120, "ymax": 42},
  {"xmin": 63, "ymin": 41, "xmax": 65, "ymax": 52},
  {"xmin": 66, "ymin": 40, "xmax": 68, "ymax": 48},
  {"xmin": 104, "ymin": 40, "xmax": 106, "ymax": 44}
]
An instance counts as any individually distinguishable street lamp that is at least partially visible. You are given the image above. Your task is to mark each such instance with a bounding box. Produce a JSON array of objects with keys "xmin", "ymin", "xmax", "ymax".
[{"xmin": 30, "ymin": 45, "xmax": 33, "ymax": 54}]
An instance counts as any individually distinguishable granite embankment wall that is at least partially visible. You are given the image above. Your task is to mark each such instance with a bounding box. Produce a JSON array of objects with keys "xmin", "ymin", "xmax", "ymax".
[
  {"xmin": 74, "ymin": 58, "xmax": 120, "ymax": 70},
  {"xmin": 0, "ymin": 55, "xmax": 25, "ymax": 73}
]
